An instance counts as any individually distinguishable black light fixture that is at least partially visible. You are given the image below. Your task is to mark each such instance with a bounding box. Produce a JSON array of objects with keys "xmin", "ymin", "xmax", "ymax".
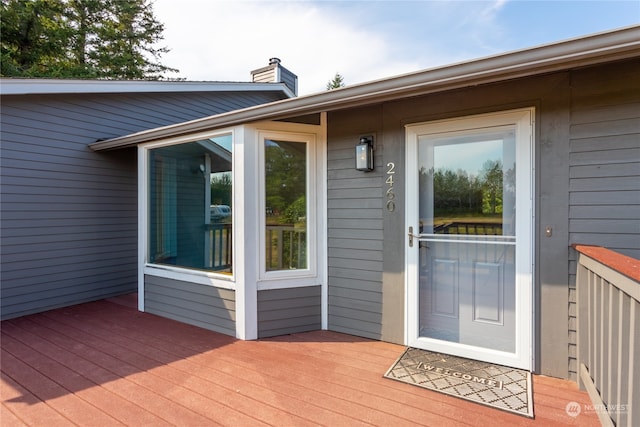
[{"xmin": 356, "ymin": 135, "xmax": 374, "ymax": 171}]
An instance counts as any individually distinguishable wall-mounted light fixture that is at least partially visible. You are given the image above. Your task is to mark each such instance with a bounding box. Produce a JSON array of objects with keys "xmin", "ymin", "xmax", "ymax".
[{"xmin": 355, "ymin": 135, "xmax": 374, "ymax": 171}]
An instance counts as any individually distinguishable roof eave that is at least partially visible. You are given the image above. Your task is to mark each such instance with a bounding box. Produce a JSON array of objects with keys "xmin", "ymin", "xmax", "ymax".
[{"xmin": 90, "ymin": 25, "xmax": 640, "ymax": 151}]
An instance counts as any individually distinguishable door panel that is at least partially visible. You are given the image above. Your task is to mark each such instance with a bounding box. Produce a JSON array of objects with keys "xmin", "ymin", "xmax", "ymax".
[
  {"xmin": 420, "ymin": 240, "xmax": 515, "ymax": 353},
  {"xmin": 473, "ymin": 261, "xmax": 503, "ymax": 324},
  {"xmin": 406, "ymin": 109, "xmax": 533, "ymax": 370},
  {"xmin": 432, "ymin": 258, "xmax": 458, "ymax": 317}
]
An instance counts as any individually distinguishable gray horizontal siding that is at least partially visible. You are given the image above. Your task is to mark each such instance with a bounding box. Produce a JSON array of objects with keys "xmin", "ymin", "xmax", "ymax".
[
  {"xmin": 568, "ymin": 63, "xmax": 640, "ymax": 257},
  {"xmin": 0, "ymin": 89, "xmax": 286, "ymax": 320},
  {"xmin": 145, "ymin": 275, "xmax": 235, "ymax": 336},
  {"xmin": 326, "ymin": 108, "xmax": 384, "ymax": 340},
  {"xmin": 322, "ymin": 60, "xmax": 639, "ymax": 378},
  {"xmin": 567, "ymin": 59, "xmax": 640, "ymax": 380},
  {"xmin": 281, "ymin": 73, "xmax": 297, "ymax": 95},
  {"xmin": 0, "ymin": 127, "xmax": 137, "ymax": 320},
  {"xmin": 257, "ymin": 286, "xmax": 321, "ymax": 338}
]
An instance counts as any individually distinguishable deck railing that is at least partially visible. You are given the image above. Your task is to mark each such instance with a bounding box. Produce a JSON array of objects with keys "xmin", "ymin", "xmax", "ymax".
[
  {"xmin": 265, "ymin": 225, "xmax": 306, "ymax": 270},
  {"xmin": 433, "ymin": 221, "xmax": 503, "ymax": 235},
  {"xmin": 575, "ymin": 245, "xmax": 639, "ymax": 427},
  {"xmin": 204, "ymin": 223, "xmax": 306, "ymax": 271},
  {"xmin": 205, "ymin": 223, "xmax": 232, "ymax": 271}
]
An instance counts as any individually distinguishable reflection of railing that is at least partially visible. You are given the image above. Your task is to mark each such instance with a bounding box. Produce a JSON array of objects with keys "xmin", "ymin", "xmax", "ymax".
[
  {"xmin": 574, "ymin": 244, "xmax": 639, "ymax": 427},
  {"xmin": 205, "ymin": 223, "xmax": 232, "ymax": 271},
  {"xmin": 266, "ymin": 225, "xmax": 306, "ymax": 270},
  {"xmin": 434, "ymin": 222, "xmax": 503, "ymax": 235}
]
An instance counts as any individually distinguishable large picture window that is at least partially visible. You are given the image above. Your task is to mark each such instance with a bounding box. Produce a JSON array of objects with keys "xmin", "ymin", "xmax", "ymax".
[
  {"xmin": 264, "ymin": 139, "xmax": 308, "ymax": 271},
  {"xmin": 148, "ymin": 134, "xmax": 233, "ymax": 274}
]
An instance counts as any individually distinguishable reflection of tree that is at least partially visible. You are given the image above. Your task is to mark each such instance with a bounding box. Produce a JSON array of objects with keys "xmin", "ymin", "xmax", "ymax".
[
  {"xmin": 430, "ymin": 169, "xmax": 482, "ymax": 216},
  {"xmin": 265, "ymin": 142, "xmax": 306, "ymax": 224},
  {"xmin": 283, "ymin": 196, "xmax": 306, "ymax": 224},
  {"xmin": 421, "ymin": 159, "xmax": 507, "ymax": 218},
  {"xmin": 265, "ymin": 141, "xmax": 307, "ymax": 271},
  {"xmin": 210, "ymin": 172, "xmax": 232, "ymax": 206},
  {"xmin": 481, "ymin": 160, "xmax": 503, "ymax": 214},
  {"xmin": 504, "ymin": 163, "xmax": 516, "ymax": 193}
]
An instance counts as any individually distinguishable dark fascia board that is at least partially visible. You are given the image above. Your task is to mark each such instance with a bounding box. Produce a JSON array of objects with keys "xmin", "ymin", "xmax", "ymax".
[
  {"xmin": 0, "ymin": 79, "xmax": 294, "ymax": 97},
  {"xmin": 91, "ymin": 25, "xmax": 640, "ymax": 151}
]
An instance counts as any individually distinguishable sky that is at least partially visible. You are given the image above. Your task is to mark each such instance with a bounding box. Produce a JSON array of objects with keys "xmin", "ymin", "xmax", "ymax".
[{"xmin": 152, "ymin": 0, "xmax": 640, "ymax": 95}]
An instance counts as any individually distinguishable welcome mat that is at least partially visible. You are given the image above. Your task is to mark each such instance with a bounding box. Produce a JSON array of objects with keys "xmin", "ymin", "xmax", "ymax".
[{"xmin": 384, "ymin": 348, "xmax": 533, "ymax": 418}]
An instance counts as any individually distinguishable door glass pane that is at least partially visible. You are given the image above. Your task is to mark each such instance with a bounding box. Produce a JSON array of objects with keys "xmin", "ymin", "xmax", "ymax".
[
  {"xmin": 418, "ymin": 129, "xmax": 516, "ymax": 236},
  {"xmin": 417, "ymin": 127, "xmax": 516, "ymax": 352},
  {"xmin": 264, "ymin": 139, "xmax": 307, "ymax": 271}
]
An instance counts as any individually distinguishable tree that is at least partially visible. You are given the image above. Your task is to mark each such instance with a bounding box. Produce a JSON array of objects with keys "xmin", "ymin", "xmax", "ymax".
[
  {"xmin": 0, "ymin": 0, "xmax": 72, "ymax": 77},
  {"xmin": 1, "ymin": 0, "xmax": 177, "ymax": 79},
  {"xmin": 326, "ymin": 72, "xmax": 345, "ymax": 90}
]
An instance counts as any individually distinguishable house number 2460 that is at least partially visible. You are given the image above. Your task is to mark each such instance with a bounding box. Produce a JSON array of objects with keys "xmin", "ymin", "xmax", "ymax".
[{"xmin": 386, "ymin": 162, "xmax": 395, "ymax": 212}]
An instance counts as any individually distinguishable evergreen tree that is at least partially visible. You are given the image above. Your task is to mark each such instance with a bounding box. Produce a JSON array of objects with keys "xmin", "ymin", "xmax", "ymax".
[
  {"xmin": 0, "ymin": 0, "xmax": 72, "ymax": 77},
  {"xmin": 326, "ymin": 72, "xmax": 345, "ymax": 90},
  {"xmin": 1, "ymin": 0, "xmax": 177, "ymax": 79}
]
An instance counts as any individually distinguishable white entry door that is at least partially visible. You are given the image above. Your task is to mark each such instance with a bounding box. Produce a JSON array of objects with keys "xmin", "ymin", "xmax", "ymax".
[{"xmin": 406, "ymin": 108, "xmax": 534, "ymax": 370}]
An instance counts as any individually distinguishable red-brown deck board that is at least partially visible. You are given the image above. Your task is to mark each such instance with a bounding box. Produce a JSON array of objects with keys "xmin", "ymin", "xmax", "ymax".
[{"xmin": 2, "ymin": 294, "xmax": 600, "ymax": 426}]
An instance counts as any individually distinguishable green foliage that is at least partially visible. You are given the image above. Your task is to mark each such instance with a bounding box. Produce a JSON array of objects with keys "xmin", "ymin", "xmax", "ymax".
[
  {"xmin": 263, "ymin": 140, "xmax": 307, "ymax": 270},
  {"xmin": 422, "ymin": 160, "xmax": 506, "ymax": 219},
  {"xmin": 264, "ymin": 141, "xmax": 306, "ymax": 223},
  {"xmin": 432, "ymin": 168, "xmax": 483, "ymax": 216},
  {"xmin": 1, "ymin": 0, "xmax": 177, "ymax": 79},
  {"xmin": 480, "ymin": 160, "xmax": 503, "ymax": 214},
  {"xmin": 283, "ymin": 196, "xmax": 306, "ymax": 225},
  {"xmin": 210, "ymin": 172, "xmax": 232, "ymax": 207},
  {"xmin": 1, "ymin": 0, "xmax": 71, "ymax": 77},
  {"xmin": 326, "ymin": 72, "xmax": 345, "ymax": 90}
]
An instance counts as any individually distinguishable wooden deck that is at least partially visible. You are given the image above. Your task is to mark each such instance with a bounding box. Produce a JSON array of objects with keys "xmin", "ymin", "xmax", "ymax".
[{"xmin": 2, "ymin": 294, "xmax": 600, "ymax": 426}]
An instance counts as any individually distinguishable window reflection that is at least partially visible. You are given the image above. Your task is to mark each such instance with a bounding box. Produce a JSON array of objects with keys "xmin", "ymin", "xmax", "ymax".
[
  {"xmin": 419, "ymin": 131, "xmax": 516, "ymax": 236},
  {"xmin": 264, "ymin": 139, "xmax": 307, "ymax": 271},
  {"xmin": 149, "ymin": 134, "xmax": 233, "ymax": 274}
]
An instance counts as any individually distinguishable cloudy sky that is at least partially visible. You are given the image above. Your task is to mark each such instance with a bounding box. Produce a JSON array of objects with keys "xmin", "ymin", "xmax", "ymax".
[{"xmin": 152, "ymin": 0, "xmax": 639, "ymax": 95}]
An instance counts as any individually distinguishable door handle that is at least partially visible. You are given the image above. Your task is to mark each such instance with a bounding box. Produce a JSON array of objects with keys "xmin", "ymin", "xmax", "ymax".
[{"xmin": 408, "ymin": 226, "xmax": 420, "ymax": 247}]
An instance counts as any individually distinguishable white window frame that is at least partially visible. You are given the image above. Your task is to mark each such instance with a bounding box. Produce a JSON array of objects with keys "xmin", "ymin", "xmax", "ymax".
[
  {"xmin": 138, "ymin": 128, "xmax": 239, "ymax": 312},
  {"xmin": 137, "ymin": 118, "xmax": 328, "ymax": 338},
  {"xmin": 257, "ymin": 129, "xmax": 318, "ymax": 284}
]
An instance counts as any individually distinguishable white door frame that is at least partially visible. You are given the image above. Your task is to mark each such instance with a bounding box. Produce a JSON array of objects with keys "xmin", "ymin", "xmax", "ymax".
[{"xmin": 405, "ymin": 108, "xmax": 534, "ymax": 370}]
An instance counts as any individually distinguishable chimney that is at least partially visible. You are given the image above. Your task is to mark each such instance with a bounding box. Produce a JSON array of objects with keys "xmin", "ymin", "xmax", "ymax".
[{"xmin": 250, "ymin": 58, "xmax": 298, "ymax": 96}]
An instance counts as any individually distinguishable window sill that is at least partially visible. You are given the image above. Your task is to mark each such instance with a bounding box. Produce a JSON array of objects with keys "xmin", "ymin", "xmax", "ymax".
[{"xmin": 144, "ymin": 264, "xmax": 235, "ymax": 290}]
